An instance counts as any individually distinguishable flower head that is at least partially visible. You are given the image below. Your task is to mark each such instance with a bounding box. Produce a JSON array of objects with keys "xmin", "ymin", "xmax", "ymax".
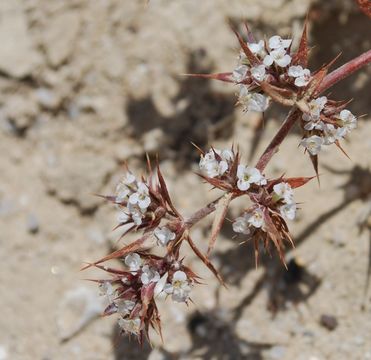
[
  {"xmin": 115, "ymin": 299, "xmax": 135, "ymax": 316},
  {"xmin": 232, "ymin": 214, "xmax": 251, "ymax": 234},
  {"xmin": 129, "ymin": 182, "xmax": 151, "ymax": 210},
  {"xmin": 250, "ymin": 64, "xmax": 266, "ymax": 82},
  {"xmin": 247, "ymin": 208, "xmax": 265, "ymax": 228},
  {"xmin": 288, "ymin": 65, "xmax": 311, "ymax": 87},
  {"xmin": 248, "ymin": 40, "xmax": 266, "ymax": 58},
  {"xmin": 238, "ymin": 86, "xmax": 269, "ymax": 112},
  {"xmin": 264, "ymin": 48, "xmax": 291, "ymax": 68},
  {"xmin": 273, "ymin": 182, "xmax": 294, "ymax": 204},
  {"xmin": 268, "ymin": 35, "xmax": 292, "ymax": 50},
  {"xmin": 199, "ymin": 148, "xmax": 234, "ymax": 178},
  {"xmin": 279, "ymin": 203, "xmax": 297, "ymax": 220},
  {"xmin": 232, "ymin": 65, "xmax": 249, "ymax": 83},
  {"xmin": 337, "ymin": 109, "xmax": 357, "ymax": 132}
]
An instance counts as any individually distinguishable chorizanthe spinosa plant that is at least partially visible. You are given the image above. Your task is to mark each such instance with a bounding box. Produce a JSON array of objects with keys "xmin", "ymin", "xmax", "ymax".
[{"xmin": 82, "ymin": 18, "xmax": 371, "ymax": 343}]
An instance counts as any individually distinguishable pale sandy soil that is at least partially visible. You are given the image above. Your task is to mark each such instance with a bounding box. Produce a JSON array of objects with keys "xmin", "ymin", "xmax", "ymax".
[{"xmin": 0, "ymin": 1, "xmax": 370, "ymax": 359}]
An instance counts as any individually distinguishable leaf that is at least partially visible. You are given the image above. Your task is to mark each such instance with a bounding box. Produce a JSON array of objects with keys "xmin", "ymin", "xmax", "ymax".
[
  {"xmin": 187, "ymin": 235, "xmax": 226, "ymax": 286},
  {"xmin": 182, "ymin": 72, "xmax": 234, "ymax": 83},
  {"xmin": 283, "ymin": 176, "xmax": 316, "ymax": 189},
  {"xmin": 334, "ymin": 140, "xmax": 351, "ymax": 160},
  {"xmin": 292, "ymin": 16, "xmax": 309, "ymax": 67},
  {"xmin": 355, "ymin": 0, "xmax": 371, "ymax": 18},
  {"xmin": 156, "ymin": 163, "xmax": 181, "ymax": 217},
  {"xmin": 80, "ymin": 235, "xmax": 150, "ymax": 270},
  {"xmin": 309, "ymin": 154, "xmax": 320, "ymax": 185},
  {"xmin": 232, "ymin": 28, "xmax": 261, "ymax": 66},
  {"xmin": 207, "ymin": 192, "xmax": 233, "ymax": 256}
]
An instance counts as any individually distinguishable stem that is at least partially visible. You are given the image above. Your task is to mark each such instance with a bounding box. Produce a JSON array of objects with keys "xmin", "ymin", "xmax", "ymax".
[
  {"xmin": 318, "ymin": 49, "xmax": 371, "ymax": 94},
  {"xmin": 255, "ymin": 108, "xmax": 300, "ymax": 172},
  {"xmin": 184, "ymin": 196, "xmax": 223, "ymax": 228}
]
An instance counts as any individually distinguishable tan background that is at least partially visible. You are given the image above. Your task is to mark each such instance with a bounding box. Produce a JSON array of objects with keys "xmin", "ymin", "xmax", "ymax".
[{"xmin": 0, "ymin": 0, "xmax": 370, "ymax": 359}]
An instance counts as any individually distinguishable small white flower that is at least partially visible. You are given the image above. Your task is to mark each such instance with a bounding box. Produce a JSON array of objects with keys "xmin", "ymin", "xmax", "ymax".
[
  {"xmin": 165, "ymin": 270, "xmax": 192, "ymax": 303},
  {"xmin": 154, "ymin": 226, "xmax": 176, "ymax": 246},
  {"xmin": 264, "ymin": 48, "xmax": 291, "ymax": 68},
  {"xmin": 127, "ymin": 202, "xmax": 144, "ymax": 225},
  {"xmin": 273, "ymin": 182, "xmax": 294, "ymax": 204},
  {"xmin": 129, "ymin": 182, "xmax": 151, "ymax": 210},
  {"xmin": 124, "ymin": 253, "xmax": 142, "ymax": 272},
  {"xmin": 118, "ymin": 317, "xmax": 141, "ymax": 335},
  {"xmin": 115, "ymin": 299, "xmax": 135, "ymax": 316},
  {"xmin": 288, "ymin": 65, "xmax": 311, "ymax": 87},
  {"xmin": 247, "ymin": 208, "xmax": 265, "ymax": 228},
  {"xmin": 238, "ymin": 86, "xmax": 269, "ymax": 112},
  {"xmin": 140, "ymin": 265, "xmax": 160, "ymax": 285},
  {"xmin": 199, "ymin": 148, "xmax": 233, "ymax": 178},
  {"xmin": 248, "ymin": 40, "xmax": 266, "ymax": 58},
  {"xmin": 99, "ymin": 281, "xmax": 114, "ymax": 297},
  {"xmin": 268, "ymin": 35, "xmax": 292, "ymax": 50},
  {"xmin": 303, "ymin": 96, "xmax": 327, "ymax": 121},
  {"xmin": 232, "ymin": 214, "xmax": 250, "ymax": 235},
  {"xmin": 280, "ymin": 203, "xmax": 297, "ymax": 220},
  {"xmin": 123, "ymin": 172, "xmax": 136, "ymax": 185},
  {"xmin": 250, "ymin": 64, "xmax": 266, "ymax": 82},
  {"xmin": 232, "ymin": 65, "xmax": 249, "ymax": 83},
  {"xmin": 237, "ymin": 165, "xmax": 266, "ymax": 191},
  {"xmin": 322, "ymin": 123, "xmax": 341, "ymax": 145},
  {"xmin": 337, "ymin": 109, "xmax": 357, "ymax": 132},
  {"xmin": 300, "ymin": 135, "xmax": 324, "ymax": 156}
]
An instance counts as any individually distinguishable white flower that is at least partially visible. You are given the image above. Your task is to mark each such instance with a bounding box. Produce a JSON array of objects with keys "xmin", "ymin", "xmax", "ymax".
[
  {"xmin": 154, "ymin": 226, "xmax": 176, "ymax": 246},
  {"xmin": 288, "ymin": 65, "xmax": 311, "ymax": 87},
  {"xmin": 322, "ymin": 123, "xmax": 342, "ymax": 145},
  {"xmin": 118, "ymin": 317, "xmax": 141, "ymax": 335},
  {"xmin": 268, "ymin": 35, "xmax": 292, "ymax": 50},
  {"xmin": 199, "ymin": 148, "xmax": 233, "ymax": 178},
  {"xmin": 264, "ymin": 48, "xmax": 292, "ymax": 68},
  {"xmin": 273, "ymin": 182, "xmax": 294, "ymax": 204},
  {"xmin": 237, "ymin": 164, "xmax": 266, "ymax": 191},
  {"xmin": 303, "ymin": 96, "xmax": 327, "ymax": 121},
  {"xmin": 248, "ymin": 40, "xmax": 266, "ymax": 58},
  {"xmin": 232, "ymin": 65, "xmax": 248, "ymax": 83},
  {"xmin": 337, "ymin": 109, "xmax": 357, "ymax": 132},
  {"xmin": 238, "ymin": 86, "xmax": 269, "ymax": 112},
  {"xmin": 140, "ymin": 265, "xmax": 160, "ymax": 285},
  {"xmin": 232, "ymin": 214, "xmax": 250, "ymax": 235},
  {"xmin": 99, "ymin": 281, "xmax": 114, "ymax": 297},
  {"xmin": 127, "ymin": 202, "xmax": 144, "ymax": 225},
  {"xmin": 115, "ymin": 173, "xmax": 136, "ymax": 202},
  {"xmin": 128, "ymin": 182, "xmax": 151, "ymax": 210},
  {"xmin": 164, "ymin": 270, "xmax": 192, "ymax": 303},
  {"xmin": 250, "ymin": 65, "xmax": 266, "ymax": 82},
  {"xmin": 300, "ymin": 135, "xmax": 324, "ymax": 156},
  {"xmin": 247, "ymin": 208, "xmax": 265, "ymax": 228},
  {"xmin": 280, "ymin": 203, "xmax": 297, "ymax": 220},
  {"xmin": 115, "ymin": 299, "xmax": 135, "ymax": 316},
  {"xmin": 124, "ymin": 253, "xmax": 142, "ymax": 272}
]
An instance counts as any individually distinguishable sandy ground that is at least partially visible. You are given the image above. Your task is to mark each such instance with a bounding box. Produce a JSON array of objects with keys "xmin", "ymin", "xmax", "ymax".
[{"xmin": 0, "ymin": 0, "xmax": 370, "ymax": 359}]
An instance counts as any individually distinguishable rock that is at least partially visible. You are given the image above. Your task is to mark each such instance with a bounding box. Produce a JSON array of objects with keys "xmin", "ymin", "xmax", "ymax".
[
  {"xmin": 267, "ymin": 345, "xmax": 286, "ymax": 359},
  {"xmin": 0, "ymin": 1, "xmax": 40, "ymax": 78},
  {"xmin": 56, "ymin": 287, "xmax": 105, "ymax": 341},
  {"xmin": 142, "ymin": 128, "xmax": 167, "ymax": 154},
  {"xmin": 42, "ymin": 11, "xmax": 81, "ymax": 67},
  {"xmin": 26, "ymin": 214, "xmax": 39, "ymax": 234},
  {"xmin": 319, "ymin": 314, "xmax": 338, "ymax": 331},
  {"xmin": 35, "ymin": 88, "xmax": 61, "ymax": 110},
  {"xmin": 42, "ymin": 150, "xmax": 116, "ymax": 212}
]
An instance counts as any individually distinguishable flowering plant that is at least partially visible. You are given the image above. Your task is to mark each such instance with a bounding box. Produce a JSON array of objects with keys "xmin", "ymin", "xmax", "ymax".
[{"xmin": 82, "ymin": 17, "xmax": 371, "ymax": 343}]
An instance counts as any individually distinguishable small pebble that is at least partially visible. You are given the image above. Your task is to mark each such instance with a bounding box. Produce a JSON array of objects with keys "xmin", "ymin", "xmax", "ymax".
[
  {"xmin": 26, "ymin": 214, "xmax": 39, "ymax": 234},
  {"xmin": 319, "ymin": 314, "xmax": 338, "ymax": 331}
]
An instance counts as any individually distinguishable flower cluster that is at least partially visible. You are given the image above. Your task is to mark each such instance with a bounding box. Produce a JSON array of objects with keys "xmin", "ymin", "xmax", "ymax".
[
  {"xmin": 199, "ymin": 148, "xmax": 234, "ymax": 178},
  {"xmin": 272, "ymin": 182, "xmax": 297, "ymax": 221},
  {"xmin": 233, "ymin": 34, "xmax": 312, "ymax": 113},
  {"xmin": 97, "ymin": 252, "xmax": 194, "ymax": 339},
  {"xmin": 115, "ymin": 172, "xmax": 152, "ymax": 226},
  {"xmin": 299, "ymin": 97, "xmax": 357, "ymax": 155}
]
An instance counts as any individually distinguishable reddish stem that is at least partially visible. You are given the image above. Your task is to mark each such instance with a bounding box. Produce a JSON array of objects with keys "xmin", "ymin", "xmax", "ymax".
[
  {"xmin": 318, "ymin": 49, "xmax": 371, "ymax": 94},
  {"xmin": 255, "ymin": 108, "xmax": 300, "ymax": 172}
]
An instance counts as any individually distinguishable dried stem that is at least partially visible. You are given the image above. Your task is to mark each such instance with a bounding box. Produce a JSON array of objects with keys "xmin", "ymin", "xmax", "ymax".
[{"xmin": 318, "ymin": 49, "xmax": 371, "ymax": 94}]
